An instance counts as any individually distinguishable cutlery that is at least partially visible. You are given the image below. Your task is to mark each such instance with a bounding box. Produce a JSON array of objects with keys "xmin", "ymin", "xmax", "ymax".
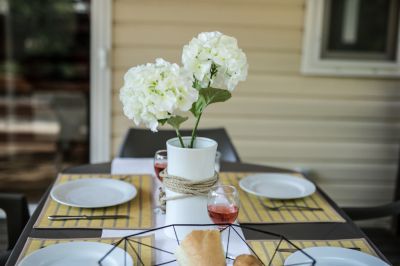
[
  {"xmin": 261, "ymin": 202, "xmax": 323, "ymax": 211},
  {"xmin": 119, "ymin": 175, "xmax": 131, "ymax": 181},
  {"xmin": 48, "ymin": 215, "xmax": 129, "ymax": 221},
  {"xmin": 277, "ymin": 247, "xmax": 361, "ymax": 253}
]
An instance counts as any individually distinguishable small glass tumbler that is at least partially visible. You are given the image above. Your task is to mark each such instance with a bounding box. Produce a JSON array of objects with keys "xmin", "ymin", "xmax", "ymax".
[
  {"xmin": 207, "ymin": 185, "xmax": 240, "ymax": 228},
  {"xmin": 154, "ymin": 150, "xmax": 167, "ymax": 182}
]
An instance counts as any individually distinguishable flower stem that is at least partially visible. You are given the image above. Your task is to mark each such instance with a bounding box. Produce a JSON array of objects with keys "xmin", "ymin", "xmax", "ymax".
[
  {"xmin": 190, "ymin": 112, "xmax": 203, "ymax": 148},
  {"xmin": 175, "ymin": 129, "xmax": 185, "ymax": 148}
]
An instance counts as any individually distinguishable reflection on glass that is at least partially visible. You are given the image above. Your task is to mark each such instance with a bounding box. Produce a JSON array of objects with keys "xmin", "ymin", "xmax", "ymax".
[
  {"xmin": 322, "ymin": 0, "xmax": 399, "ymax": 61},
  {"xmin": 0, "ymin": 0, "xmax": 90, "ymax": 200}
]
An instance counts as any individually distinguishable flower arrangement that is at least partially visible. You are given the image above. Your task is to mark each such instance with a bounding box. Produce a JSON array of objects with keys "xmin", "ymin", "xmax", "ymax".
[{"xmin": 120, "ymin": 31, "xmax": 248, "ymax": 148}]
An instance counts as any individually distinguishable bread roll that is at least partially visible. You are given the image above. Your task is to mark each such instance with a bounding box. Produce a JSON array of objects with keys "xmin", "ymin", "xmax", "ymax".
[
  {"xmin": 233, "ymin": 254, "xmax": 262, "ymax": 266},
  {"xmin": 175, "ymin": 230, "xmax": 226, "ymax": 266}
]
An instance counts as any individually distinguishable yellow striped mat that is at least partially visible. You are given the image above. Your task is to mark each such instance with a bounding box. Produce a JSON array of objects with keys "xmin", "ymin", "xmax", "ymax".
[
  {"xmin": 34, "ymin": 174, "xmax": 153, "ymax": 229},
  {"xmin": 16, "ymin": 236, "xmax": 154, "ymax": 265},
  {"xmin": 220, "ymin": 172, "xmax": 346, "ymax": 223},
  {"xmin": 248, "ymin": 238, "xmax": 377, "ymax": 266}
]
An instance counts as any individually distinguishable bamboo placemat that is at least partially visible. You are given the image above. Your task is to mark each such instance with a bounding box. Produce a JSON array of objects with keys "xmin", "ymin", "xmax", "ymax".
[
  {"xmin": 220, "ymin": 172, "xmax": 346, "ymax": 223},
  {"xmin": 247, "ymin": 238, "xmax": 377, "ymax": 266},
  {"xmin": 16, "ymin": 236, "xmax": 154, "ymax": 265},
  {"xmin": 34, "ymin": 174, "xmax": 153, "ymax": 229}
]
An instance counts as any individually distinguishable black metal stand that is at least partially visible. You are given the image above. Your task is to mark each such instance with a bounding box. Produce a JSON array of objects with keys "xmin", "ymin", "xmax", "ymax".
[{"xmin": 98, "ymin": 223, "xmax": 316, "ymax": 266}]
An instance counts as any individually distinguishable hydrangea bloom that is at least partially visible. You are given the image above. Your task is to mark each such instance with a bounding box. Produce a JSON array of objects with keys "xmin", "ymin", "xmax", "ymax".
[
  {"xmin": 120, "ymin": 58, "xmax": 198, "ymax": 132},
  {"xmin": 182, "ymin": 31, "xmax": 248, "ymax": 91}
]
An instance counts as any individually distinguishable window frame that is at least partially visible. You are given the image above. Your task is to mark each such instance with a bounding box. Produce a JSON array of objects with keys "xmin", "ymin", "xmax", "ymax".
[
  {"xmin": 302, "ymin": 0, "xmax": 400, "ymax": 77},
  {"xmin": 90, "ymin": 0, "xmax": 112, "ymax": 163}
]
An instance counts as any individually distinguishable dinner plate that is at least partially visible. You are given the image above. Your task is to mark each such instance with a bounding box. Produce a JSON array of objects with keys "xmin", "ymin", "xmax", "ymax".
[
  {"xmin": 284, "ymin": 246, "xmax": 389, "ymax": 266},
  {"xmin": 51, "ymin": 178, "xmax": 137, "ymax": 208},
  {"xmin": 239, "ymin": 173, "xmax": 316, "ymax": 199},
  {"xmin": 18, "ymin": 242, "xmax": 134, "ymax": 266}
]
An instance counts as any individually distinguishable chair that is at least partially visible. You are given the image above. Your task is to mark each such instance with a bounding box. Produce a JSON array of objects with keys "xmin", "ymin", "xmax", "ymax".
[
  {"xmin": 118, "ymin": 128, "xmax": 241, "ymax": 162},
  {"xmin": 342, "ymin": 152, "xmax": 400, "ymax": 265},
  {"xmin": 0, "ymin": 193, "xmax": 30, "ymax": 266}
]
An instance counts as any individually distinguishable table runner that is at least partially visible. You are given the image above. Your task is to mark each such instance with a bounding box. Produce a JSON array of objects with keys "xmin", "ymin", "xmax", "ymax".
[
  {"xmin": 247, "ymin": 238, "xmax": 377, "ymax": 266},
  {"xmin": 15, "ymin": 236, "xmax": 154, "ymax": 265},
  {"xmin": 220, "ymin": 172, "xmax": 346, "ymax": 223},
  {"xmin": 34, "ymin": 174, "xmax": 153, "ymax": 229}
]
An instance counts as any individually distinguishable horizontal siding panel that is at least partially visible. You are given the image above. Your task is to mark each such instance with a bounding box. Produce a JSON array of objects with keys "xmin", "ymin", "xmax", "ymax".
[
  {"xmin": 114, "ymin": 24, "xmax": 302, "ymax": 52},
  {"xmin": 248, "ymin": 156, "xmax": 396, "ymax": 165},
  {"xmin": 113, "ymin": 94, "xmax": 400, "ymax": 120},
  {"xmin": 113, "ymin": 71, "xmax": 400, "ymax": 100},
  {"xmin": 113, "ymin": 48, "xmax": 300, "ymax": 73},
  {"xmin": 112, "ymin": 116, "xmax": 130, "ymax": 143},
  {"xmin": 114, "ymin": 1, "xmax": 304, "ymax": 29},
  {"xmin": 320, "ymin": 184, "xmax": 394, "ymax": 203},
  {"xmin": 113, "ymin": 48, "xmax": 179, "ymax": 69},
  {"xmin": 204, "ymin": 97, "xmax": 400, "ymax": 120},
  {"xmin": 112, "ymin": 115, "xmax": 400, "ymax": 142},
  {"xmin": 235, "ymin": 140, "xmax": 397, "ymax": 161},
  {"xmin": 234, "ymin": 75, "xmax": 400, "ymax": 100},
  {"xmin": 112, "ymin": 135, "xmax": 124, "ymax": 156},
  {"xmin": 199, "ymin": 119, "xmax": 400, "ymax": 142},
  {"xmin": 312, "ymin": 165, "xmax": 397, "ymax": 183},
  {"xmin": 260, "ymin": 162, "xmax": 397, "ymax": 183}
]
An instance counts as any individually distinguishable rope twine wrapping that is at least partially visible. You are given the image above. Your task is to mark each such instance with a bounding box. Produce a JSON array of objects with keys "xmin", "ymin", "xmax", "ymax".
[{"xmin": 158, "ymin": 168, "xmax": 219, "ymax": 213}]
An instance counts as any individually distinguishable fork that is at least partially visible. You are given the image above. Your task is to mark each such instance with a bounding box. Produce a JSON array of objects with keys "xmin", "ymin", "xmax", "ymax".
[
  {"xmin": 261, "ymin": 202, "xmax": 323, "ymax": 211},
  {"xmin": 119, "ymin": 175, "xmax": 131, "ymax": 181}
]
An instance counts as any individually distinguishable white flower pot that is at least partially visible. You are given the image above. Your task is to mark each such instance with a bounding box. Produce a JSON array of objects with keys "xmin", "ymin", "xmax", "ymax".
[{"xmin": 164, "ymin": 136, "xmax": 217, "ymax": 238}]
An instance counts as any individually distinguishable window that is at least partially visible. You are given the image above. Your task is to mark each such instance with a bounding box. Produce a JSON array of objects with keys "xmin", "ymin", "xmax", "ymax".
[
  {"xmin": 0, "ymin": 0, "xmax": 91, "ymax": 200},
  {"xmin": 302, "ymin": 0, "xmax": 400, "ymax": 77}
]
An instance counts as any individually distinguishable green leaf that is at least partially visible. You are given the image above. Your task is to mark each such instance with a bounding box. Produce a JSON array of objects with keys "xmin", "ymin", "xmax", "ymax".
[
  {"xmin": 167, "ymin": 115, "xmax": 188, "ymax": 130},
  {"xmin": 190, "ymin": 87, "xmax": 231, "ymax": 117},
  {"xmin": 158, "ymin": 118, "xmax": 168, "ymax": 126},
  {"xmin": 201, "ymin": 87, "xmax": 232, "ymax": 105}
]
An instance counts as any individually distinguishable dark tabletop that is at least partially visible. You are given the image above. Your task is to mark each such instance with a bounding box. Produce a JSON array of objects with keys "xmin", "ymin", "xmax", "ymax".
[{"xmin": 6, "ymin": 161, "xmax": 389, "ymax": 265}]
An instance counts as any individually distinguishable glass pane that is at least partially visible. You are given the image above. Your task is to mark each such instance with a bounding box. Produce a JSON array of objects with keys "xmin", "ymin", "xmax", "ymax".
[
  {"xmin": 0, "ymin": 0, "xmax": 90, "ymax": 200},
  {"xmin": 322, "ymin": 0, "xmax": 399, "ymax": 60}
]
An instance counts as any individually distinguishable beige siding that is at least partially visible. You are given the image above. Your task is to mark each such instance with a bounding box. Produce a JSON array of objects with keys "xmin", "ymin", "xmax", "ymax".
[{"xmin": 111, "ymin": 0, "xmax": 400, "ymax": 207}]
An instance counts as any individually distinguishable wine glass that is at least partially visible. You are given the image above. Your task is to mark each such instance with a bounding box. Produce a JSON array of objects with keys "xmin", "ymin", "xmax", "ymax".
[
  {"xmin": 207, "ymin": 185, "xmax": 240, "ymax": 228},
  {"xmin": 154, "ymin": 150, "xmax": 167, "ymax": 182}
]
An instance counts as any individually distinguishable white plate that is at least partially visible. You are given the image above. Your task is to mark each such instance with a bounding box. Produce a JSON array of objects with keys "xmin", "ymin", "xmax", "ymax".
[
  {"xmin": 239, "ymin": 173, "xmax": 316, "ymax": 199},
  {"xmin": 19, "ymin": 242, "xmax": 134, "ymax": 266},
  {"xmin": 51, "ymin": 178, "xmax": 137, "ymax": 208},
  {"xmin": 285, "ymin": 246, "xmax": 389, "ymax": 266}
]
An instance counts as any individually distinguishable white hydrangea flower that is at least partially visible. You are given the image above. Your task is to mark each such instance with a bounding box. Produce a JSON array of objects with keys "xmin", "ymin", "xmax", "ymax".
[
  {"xmin": 182, "ymin": 31, "xmax": 248, "ymax": 91},
  {"xmin": 120, "ymin": 58, "xmax": 198, "ymax": 132}
]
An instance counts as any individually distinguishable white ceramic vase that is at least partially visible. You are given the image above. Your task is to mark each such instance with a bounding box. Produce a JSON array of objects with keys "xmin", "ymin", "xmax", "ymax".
[{"xmin": 164, "ymin": 136, "xmax": 217, "ymax": 238}]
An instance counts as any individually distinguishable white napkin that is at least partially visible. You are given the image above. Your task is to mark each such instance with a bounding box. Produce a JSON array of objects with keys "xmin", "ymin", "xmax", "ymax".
[
  {"xmin": 102, "ymin": 157, "xmax": 250, "ymax": 265},
  {"xmin": 111, "ymin": 157, "xmax": 154, "ymax": 175}
]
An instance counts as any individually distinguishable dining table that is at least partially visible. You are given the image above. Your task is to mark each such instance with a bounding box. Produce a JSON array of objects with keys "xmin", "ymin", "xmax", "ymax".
[{"xmin": 6, "ymin": 161, "xmax": 390, "ymax": 265}]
